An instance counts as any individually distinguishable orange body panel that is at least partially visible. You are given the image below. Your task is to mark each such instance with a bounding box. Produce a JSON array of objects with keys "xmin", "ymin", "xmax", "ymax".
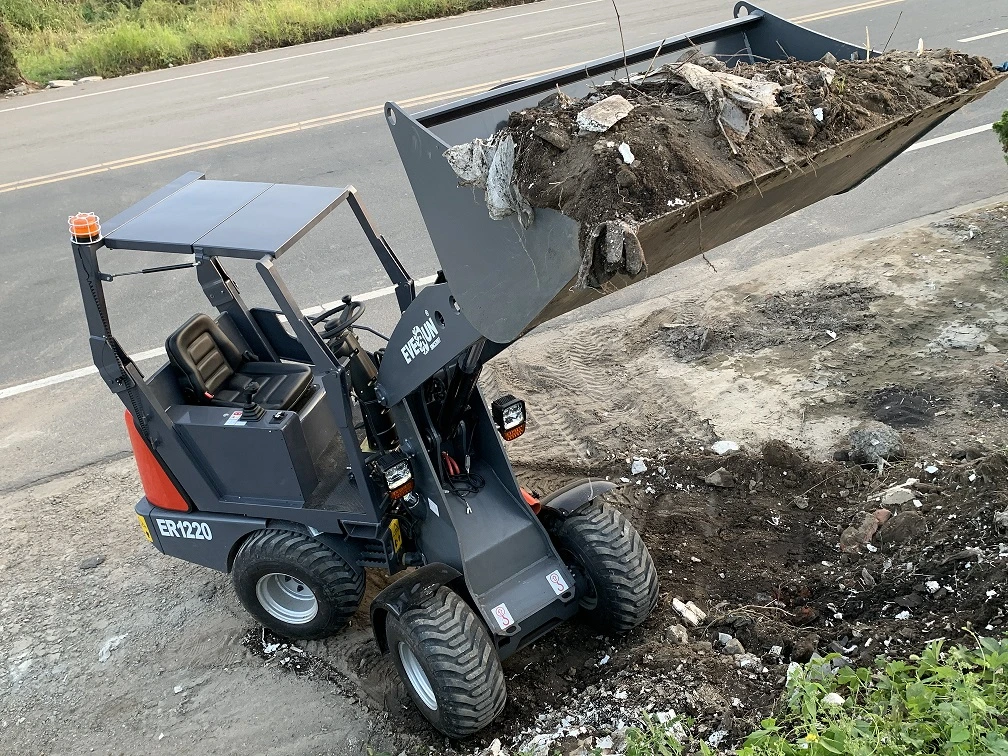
[{"xmin": 124, "ymin": 411, "xmax": 189, "ymax": 512}]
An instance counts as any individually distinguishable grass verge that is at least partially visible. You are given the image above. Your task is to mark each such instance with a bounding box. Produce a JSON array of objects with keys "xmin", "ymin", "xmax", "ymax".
[
  {"xmin": 996, "ymin": 110, "xmax": 1008, "ymax": 164},
  {"xmin": 603, "ymin": 636, "xmax": 1008, "ymax": 755},
  {"xmin": 1, "ymin": 0, "xmax": 537, "ymax": 83}
]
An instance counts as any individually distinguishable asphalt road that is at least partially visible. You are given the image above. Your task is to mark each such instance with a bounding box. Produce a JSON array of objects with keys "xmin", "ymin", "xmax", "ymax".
[{"xmin": 0, "ymin": 0, "xmax": 1005, "ymax": 489}]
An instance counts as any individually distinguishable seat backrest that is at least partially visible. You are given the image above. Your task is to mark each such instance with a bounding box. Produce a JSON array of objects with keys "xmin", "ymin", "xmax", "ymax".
[{"xmin": 166, "ymin": 314, "xmax": 244, "ymax": 400}]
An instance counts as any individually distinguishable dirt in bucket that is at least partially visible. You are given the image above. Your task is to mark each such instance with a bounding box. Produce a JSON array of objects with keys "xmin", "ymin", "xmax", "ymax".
[{"xmin": 445, "ymin": 49, "xmax": 1001, "ymax": 288}]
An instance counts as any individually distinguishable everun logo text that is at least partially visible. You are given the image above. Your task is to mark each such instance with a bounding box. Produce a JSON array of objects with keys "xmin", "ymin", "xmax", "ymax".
[{"xmin": 401, "ymin": 312, "xmax": 441, "ymax": 364}]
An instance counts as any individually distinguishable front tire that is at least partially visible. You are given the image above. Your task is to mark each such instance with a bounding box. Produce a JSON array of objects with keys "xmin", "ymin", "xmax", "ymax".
[
  {"xmin": 386, "ymin": 585, "xmax": 506, "ymax": 739},
  {"xmin": 545, "ymin": 499, "xmax": 659, "ymax": 633},
  {"xmin": 232, "ymin": 529, "xmax": 364, "ymax": 640}
]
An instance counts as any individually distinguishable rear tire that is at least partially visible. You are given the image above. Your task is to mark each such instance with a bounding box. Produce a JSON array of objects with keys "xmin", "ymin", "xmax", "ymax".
[
  {"xmin": 232, "ymin": 529, "xmax": 363, "ymax": 640},
  {"xmin": 386, "ymin": 585, "xmax": 506, "ymax": 739},
  {"xmin": 545, "ymin": 499, "xmax": 659, "ymax": 633}
]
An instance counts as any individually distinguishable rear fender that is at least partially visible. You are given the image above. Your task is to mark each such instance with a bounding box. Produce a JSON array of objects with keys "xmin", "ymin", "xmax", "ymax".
[
  {"xmin": 538, "ymin": 478, "xmax": 617, "ymax": 518},
  {"xmin": 370, "ymin": 563, "xmax": 465, "ymax": 654}
]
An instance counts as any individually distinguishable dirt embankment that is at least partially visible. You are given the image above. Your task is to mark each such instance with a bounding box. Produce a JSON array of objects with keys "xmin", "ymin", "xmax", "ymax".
[
  {"xmin": 1, "ymin": 20, "xmax": 23, "ymax": 92},
  {"xmin": 2, "ymin": 202, "xmax": 1007, "ymax": 755}
]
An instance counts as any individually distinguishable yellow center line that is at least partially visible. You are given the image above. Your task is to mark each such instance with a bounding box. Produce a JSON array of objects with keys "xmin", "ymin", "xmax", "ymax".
[
  {"xmin": 791, "ymin": 0, "xmax": 905, "ymax": 24},
  {"xmin": 2, "ymin": 0, "xmax": 910, "ymax": 194},
  {"xmin": 0, "ymin": 67, "xmax": 571, "ymax": 194}
]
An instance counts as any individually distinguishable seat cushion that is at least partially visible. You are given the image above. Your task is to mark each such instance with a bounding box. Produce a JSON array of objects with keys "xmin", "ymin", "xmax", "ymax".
[
  {"xmin": 166, "ymin": 313, "xmax": 244, "ymax": 398},
  {"xmin": 217, "ymin": 361, "xmax": 313, "ymax": 410},
  {"xmin": 167, "ymin": 313, "xmax": 313, "ymax": 410}
]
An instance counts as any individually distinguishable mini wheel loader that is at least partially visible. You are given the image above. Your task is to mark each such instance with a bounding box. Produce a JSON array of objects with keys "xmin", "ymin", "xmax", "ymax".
[{"xmin": 71, "ymin": 3, "xmax": 1005, "ymax": 738}]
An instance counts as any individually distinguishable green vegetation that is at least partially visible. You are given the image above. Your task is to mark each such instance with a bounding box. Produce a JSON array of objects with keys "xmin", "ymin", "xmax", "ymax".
[
  {"xmin": 0, "ymin": 0, "xmax": 533, "ymax": 82},
  {"xmin": 740, "ymin": 636, "xmax": 1008, "ymax": 756},
  {"xmin": 0, "ymin": 18, "xmax": 21, "ymax": 89},
  {"xmin": 596, "ymin": 636, "xmax": 1008, "ymax": 756},
  {"xmin": 995, "ymin": 110, "xmax": 1008, "ymax": 164}
]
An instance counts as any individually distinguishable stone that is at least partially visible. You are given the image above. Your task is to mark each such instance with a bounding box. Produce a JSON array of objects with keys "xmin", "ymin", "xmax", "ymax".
[
  {"xmin": 704, "ymin": 467, "xmax": 735, "ymax": 488},
  {"xmin": 47, "ymin": 80, "xmax": 76, "ymax": 88},
  {"xmin": 576, "ymin": 94, "xmax": 634, "ymax": 132},
  {"xmin": 534, "ymin": 120, "xmax": 571, "ymax": 151},
  {"xmin": 848, "ymin": 421, "xmax": 905, "ymax": 465},
  {"xmin": 666, "ymin": 624, "xmax": 689, "ymax": 645},
  {"xmin": 840, "ymin": 512, "xmax": 880, "ymax": 552},
  {"xmin": 79, "ymin": 555, "xmax": 106, "ymax": 570},
  {"xmin": 76, "ymin": 76, "xmax": 103, "ymax": 83},
  {"xmin": 711, "ymin": 440, "xmax": 740, "ymax": 455},
  {"xmin": 631, "ymin": 458, "xmax": 647, "ymax": 475},
  {"xmin": 724, "ymin": 638, "xmax": 746, "ymax": 656},
  {"xmin": 878, "ymin": 511, "xmax": 927, "ymax": 546},
  {"xmin": 994, "ymin": 509, "xmax": 1008, "ymax": 530}
]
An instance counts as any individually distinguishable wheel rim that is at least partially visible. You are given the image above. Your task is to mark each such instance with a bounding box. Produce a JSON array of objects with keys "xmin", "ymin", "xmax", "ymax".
[
  {"xmin": 255, "ymin": 572, "xmax": 318, "ymax": 625},
  {"xmin": 398, "ymin": 642, "xmax": 437, "ymax": 711},
  {"xmin": 560, "ymin": 550, "xmax": 598, "ymax": 611}
]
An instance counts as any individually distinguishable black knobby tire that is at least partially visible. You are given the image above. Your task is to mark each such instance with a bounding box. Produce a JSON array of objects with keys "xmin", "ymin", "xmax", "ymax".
[
  {"xmin": 232, "ymin": 529, "xmax": 364, "ymax": 640},
  {"xmin": 546, "ymin": 499, "xmax": 659, "ymax": 633},
  {"xmin": 386, "ymin": 585, "xmax": 506, "ymax": 739}
]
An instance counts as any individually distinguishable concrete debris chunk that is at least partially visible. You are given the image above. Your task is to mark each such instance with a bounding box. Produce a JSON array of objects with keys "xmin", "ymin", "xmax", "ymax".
[
  {"xmin": 848, "ymin": 421, "xmax": 905, "ymax": 465},
  {"xmin": 631, "ymin": 457, "xmax": 647, "ymax": 475},
  {"xmin": 672, "ymin": 597, "xmax": 707, "ymax": 626},
  {"xmin": 882, "ymin": 485, "xmax": 915, "ymax": 508},
  {"xmin": 575, "ymin": 94, "xmax": 634, "ymax": 132}
]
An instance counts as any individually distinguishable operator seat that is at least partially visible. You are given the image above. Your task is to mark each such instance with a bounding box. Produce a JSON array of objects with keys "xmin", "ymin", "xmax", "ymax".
[{"xmin": 166, "ymin": 313, "xmax": 312, "ymax": 410}]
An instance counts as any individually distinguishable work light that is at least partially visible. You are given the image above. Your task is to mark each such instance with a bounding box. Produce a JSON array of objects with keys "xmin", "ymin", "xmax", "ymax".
[
  {"xmin": 491, "ymin": 395, "xmax": 526, "ymax": 441},
  {"xmin": 377, "ymin": 450, "xmax": 414, "ymax": 499}
]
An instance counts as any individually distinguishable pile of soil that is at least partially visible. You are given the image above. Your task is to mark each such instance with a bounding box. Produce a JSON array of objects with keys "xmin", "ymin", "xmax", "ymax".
[{"xmin": 482, "ymin": 49, "xmax": 1001, "ymax": 283}]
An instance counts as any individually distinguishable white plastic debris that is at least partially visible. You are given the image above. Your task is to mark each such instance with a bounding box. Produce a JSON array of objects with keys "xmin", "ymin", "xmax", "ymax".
[
  {"xmin": 98, "ymin": 633, "xmax": 128, "ymax": 663},
  {"xmin": 926, "ymin": 580, "xmax": 940, "ymax": 593},
  {"xmin": 822, "ymin": 692, "xmax": 845, "ymax": 707},
  {"xmin": 813, "ymin": 107, "xmax": 824, "ymax": 122},
  {"xmin": 672, "ymin": 598, "xmax": 707, "ymax": 627},
  {"xmin": 599, "ymin": 654, "xmax": 611, "ymax": 665},
  {"xmin": 895, "ymin": 610, "xmax": 911, "ymax": 620},
  {"xmin": 576, "ymin": 95, "xmax": 634, "ymax": 132},
  {"xmin": 711, "ymin": 440, "xmax": 740, "ymax": 455},
  {"xmin": 708, "ymin": 731, "xmax": 729, "ymax": 748},
  {"xmin": 444, "ymin": 133, "xmax": 533, "ymax": 225},
  {"xmin": 917, "ymin": 38, "xmax": 925, "ymax": 56},
  {"xmin": 618, "ymin": 142, "xmax": 635, "ymax": 164},
  {"xmin": 925, "ymin": 465, "xmax": 939, "ymax": 474},
  {"xmin": 675, "ymin": 62, "xmax": 782, "ymax": 140}
]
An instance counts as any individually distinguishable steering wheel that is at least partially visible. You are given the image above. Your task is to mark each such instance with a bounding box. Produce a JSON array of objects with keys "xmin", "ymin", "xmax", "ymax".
[{"xmin": 310, "ymin": 295, "xmax": 365, "ymax": 342}]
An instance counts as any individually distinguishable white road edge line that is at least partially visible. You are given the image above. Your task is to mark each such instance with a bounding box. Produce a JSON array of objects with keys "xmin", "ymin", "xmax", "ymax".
[
  {"xmin": 904, "ymin": 124, "xmax": 992, "ymax": 152},
  {"xmin": 217, "ymin": 76, "xmax": 329, "ymax": 100},
  {"xmin": 0, "ymin": 0, "xmax": 603, "ymax": 115},
  {"xmin": 958, "ymin": 29, "xmax": 1008, "ymax": 43},
  {"xmin": 522, "ymin": 22, "xmax": 606, "ymax": 40},
  {"xmin": 0, "ymin": 274, "xmax": 439, "ymax": 400}
]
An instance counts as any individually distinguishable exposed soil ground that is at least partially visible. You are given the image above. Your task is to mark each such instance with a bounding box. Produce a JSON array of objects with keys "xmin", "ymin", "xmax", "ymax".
[{"xmin": 2, "ymin": 203, "xmax": 1006, "ymax": 755}]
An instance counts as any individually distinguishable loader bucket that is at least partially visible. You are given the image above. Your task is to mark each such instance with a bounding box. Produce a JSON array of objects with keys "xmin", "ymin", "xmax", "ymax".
[{"xmin": 386, "ymin": 2, "xmax": 1006, "ymax": 345}]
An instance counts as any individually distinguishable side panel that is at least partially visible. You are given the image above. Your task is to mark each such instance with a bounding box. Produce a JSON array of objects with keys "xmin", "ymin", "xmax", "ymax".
[{"xmin": 136, "ymin": 498, "xmax": 266, "ymax": 572}]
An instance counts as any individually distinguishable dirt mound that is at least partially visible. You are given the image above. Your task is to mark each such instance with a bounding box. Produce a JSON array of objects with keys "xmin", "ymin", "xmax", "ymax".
[{"xmin": 448, "ymin": 49, "xmax": 1000, "ymax": 288}]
